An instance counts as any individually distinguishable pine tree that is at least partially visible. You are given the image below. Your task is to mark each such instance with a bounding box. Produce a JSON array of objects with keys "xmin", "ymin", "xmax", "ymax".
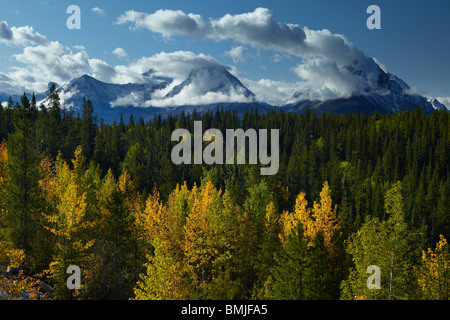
[
  {"xmin": 98, "ymin": 185, "xmax": 136, "ymax": 299},
  {"xmin": 4, "ymin": 93, "xmax": 43, "ymax": 266},
  {"xmin": 239, "ymin": 180, "xmax": 274, "ymax": 297},
  {"xmin": 80, "ymin": 98, "xmax": 96, "ymax": 160},
  {"xmin": 272, "ymin": 194, "xmax": 309, "ymax": 299},
  {"xmin": 45, "ymin": 84, "xmax": 63, "ymax": 159}
]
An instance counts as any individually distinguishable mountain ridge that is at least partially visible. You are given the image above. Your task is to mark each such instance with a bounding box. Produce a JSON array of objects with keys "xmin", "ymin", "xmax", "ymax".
[{"xmin": 1, "ymin": 60, "xmax": 447, "ymax": 122}]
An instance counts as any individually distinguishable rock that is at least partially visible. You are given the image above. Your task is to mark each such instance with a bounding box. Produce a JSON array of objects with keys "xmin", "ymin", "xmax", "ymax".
[{"xmin": 6, "ymin": 265, "xmax": 30, "ymax": 280}]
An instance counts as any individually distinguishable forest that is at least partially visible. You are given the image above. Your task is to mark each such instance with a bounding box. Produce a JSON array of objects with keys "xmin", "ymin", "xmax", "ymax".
[{"xmin": 0, "ymin": 86, "xmax": 449, "ymax": 300}]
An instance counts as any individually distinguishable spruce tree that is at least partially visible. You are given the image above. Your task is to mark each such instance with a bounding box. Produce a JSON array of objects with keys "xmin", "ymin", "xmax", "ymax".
[
  {"xmin": 80, "ymin": 98, "xmax": 96, "ymax": 160},
  {"xmin": 4, "ymin": 93, "xmax": 43, "ymax": 266}
]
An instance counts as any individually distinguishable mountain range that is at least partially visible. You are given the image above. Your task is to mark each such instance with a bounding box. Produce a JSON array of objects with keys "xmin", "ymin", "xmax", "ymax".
[{"xmin": 0, "ymin": 58, "xmax": 446, "ymax": 123}]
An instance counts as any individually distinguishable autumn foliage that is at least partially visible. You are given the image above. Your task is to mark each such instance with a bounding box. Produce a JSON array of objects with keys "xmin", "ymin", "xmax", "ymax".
[{"xmin": 0, "ymin": 94, "xmax": 449, "ymax": 300}]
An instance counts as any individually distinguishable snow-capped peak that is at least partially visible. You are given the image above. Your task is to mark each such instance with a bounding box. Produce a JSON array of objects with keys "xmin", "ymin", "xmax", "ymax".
[
  {"xmin": 428, "ymin": 98, "xmax": 447, "ymax": 110},
  {"xmin": 165, "ymin": 66, "xmax": 255, "ymax": 100},
  {"xmin": 284, "ymin": 56, "xmax": 436, "ymax": 114}
]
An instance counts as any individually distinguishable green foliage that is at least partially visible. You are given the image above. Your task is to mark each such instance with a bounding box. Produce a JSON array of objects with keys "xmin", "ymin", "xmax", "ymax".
[
  {"xmin": 3, "ymin": 93, "xmax": 44, "ymax": 267},
  {"xmin": 341, "ymin": 182, "xmax": 418, "ymax": 300},
  {"xmin": 0, "ymin": 97, "xmax": 448, "ymax": 300}
]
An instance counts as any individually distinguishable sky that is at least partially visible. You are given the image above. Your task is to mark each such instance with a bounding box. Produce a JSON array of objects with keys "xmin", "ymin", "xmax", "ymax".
[{"xmin": 0, "ymin": 0, "xmax": 449, "ymax": 106}]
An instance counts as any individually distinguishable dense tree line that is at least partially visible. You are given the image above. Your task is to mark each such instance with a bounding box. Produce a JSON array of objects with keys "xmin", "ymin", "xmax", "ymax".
[{"xmin": 0, "ymin": 89, "xmax": 448, "ymax": 300}]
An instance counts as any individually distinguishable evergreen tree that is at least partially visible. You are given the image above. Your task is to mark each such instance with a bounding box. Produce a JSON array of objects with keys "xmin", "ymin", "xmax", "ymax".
[
  {"xmin": 80, "ymin": 98, "xmax": 96, "ymax": 160},
  {"xmin": 4, "ymin": 93, "xmax": 43, "ymax": 266},
  {"xmin": 45, "ymin": 84, "xmax": 63, "ymax": 158},
  {"xmin": 99, "ymin": 186, "xmax": 136, "ymax": 299}
]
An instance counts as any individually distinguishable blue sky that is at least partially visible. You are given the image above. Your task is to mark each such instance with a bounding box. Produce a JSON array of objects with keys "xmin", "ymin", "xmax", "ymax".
[{"xmin": 0, "ymin": 0, "xmax": 449, "ymax": 105}]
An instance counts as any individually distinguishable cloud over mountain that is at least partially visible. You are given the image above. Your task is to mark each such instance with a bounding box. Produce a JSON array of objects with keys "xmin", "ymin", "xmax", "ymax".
[
  {"xmin": 0, "ymin": 7, "xmax": 446, "ymax": 110},
  {"xmin": 115, "ymin": 7, "xmax": 378, "ymax": 100},
  {"xmin": 0, "ymin": 18, "xmax": 231, "ymax": 97}
]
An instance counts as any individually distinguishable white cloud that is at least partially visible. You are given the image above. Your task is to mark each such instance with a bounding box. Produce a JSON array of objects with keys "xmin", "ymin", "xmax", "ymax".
[
  {"xmin": 89, "ymin": 58, "xmax": 117, "ymax": 82},
  {"xmin": 210, "ymin": 8, "xmax": 307, "ymax": 54},
  {"xmin": 0, "ymin": 21, "xmax": 48, "ymax": 46},
  {"xmin": 1, "ymin": 9, "xmax": 418, "ymax": 106},
  {"xmin": 112, "ymin": 47, "xmax": 129, "ymax": 60},
  {"xmin": 1, "ymin": 21, "xmax": 247, "ymax": 101},
  {"xmin": 147, "ymin": 87, "xmax": 252, "ymax": 107},
  {"xmin": 435, "ymin": 97, "xmax": 450, "ymax": 110},
  {"xmin": 115, "ymin": 7, "xmax": 378, "ymax": 100},
  {"xmin": 11, "ymin": 26, "xmax": 48, "ymax": 45},
  {"xmin": 241, "ymin": 78, "xmax": 302, "ymax": 105},
  {"xmin": 73, "ymin": 45, "xmax": 86, "ymax": 51},
  {"xmin": 110, "ymin": 91, "xmax": 143, "ymax": 108},
  {"xmin": 292, "ymin": 57, "xmax": 368, "ymax": 99},
  {"xmin": 225, "ymin": 46, "xmax": 248, "ymax": 64},
  {"xmin": 115, "ymin": 9, "xmax": 207, "ymax": 39},
  {"xmin": 124, "ymin": 51, "xmax": 225, "ymax": 83},
  {"xmin": 14, "ymin": 41, "xmax": 89, "ymax": 84},
  {"xmin": 272, "ymin": 53, "xmax": 284, "ymax": 63},
  {"xmin": 116, "ymin": 7, "xmax": 306, "ymax": 53},
  {"xmin": 115, "ymin": 7, "xmax": 368, "ymax": 66},
  {"xmin": 91, "ymin": 7, "xmax": 105, "ymax": 16},
  {"xmin": 0, "ymin": 38, "xmax": 92, "ymax": 93}
]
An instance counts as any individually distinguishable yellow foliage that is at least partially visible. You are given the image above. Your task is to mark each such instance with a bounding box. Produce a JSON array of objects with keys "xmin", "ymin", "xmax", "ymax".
[
  {"xmin": 311, "ymin": 181, "xmax": 340, "ymax": 251},
  {"xmin": 183, "ymin": 180, "xmax": 217, "ymax": 266},
  {"xmin": 0, "ymin": 250, "xmax": 41, "ymax": 300},
  {"xmin": 38, "ymin": 156, "xmax": 55, "ymax": 200},
  {"xmin": 41, "ymin": 149, "xmax": 92, "ymax": 242},
  {"xmin": 264, "ymin": 201, "xmax": 277, "ymax": 229},
  {"xmin": 140, "ymin": 188, "xmax": 166, "ymax": 241},
  {"xmin": 0, "ymin": 274, "xmax": 41, "ymax": 300},
  {"xmin": 0, "ymin": 139, "xmax": 7, "ymax": 176},
  {"xmin": 7, "ymin": 249, "xmax": 25, "ymax": 269},
  {"xmin": 279, "ymin": 182, "xmax": 340, "ymax": 254},
  {"xmin": 417, "ymin": 234, "xmax": 449, "ymax": 299},
  {"xmin": 118, "ymin": 170, "xmax": 133, "ymax": 194},
  {"xmin": 279, "ymin": 191, "xmax": 309, "ymax": 244},
  {"xmin": 0, "ymin": 140, "xmax": 7, "ymax": 187}
]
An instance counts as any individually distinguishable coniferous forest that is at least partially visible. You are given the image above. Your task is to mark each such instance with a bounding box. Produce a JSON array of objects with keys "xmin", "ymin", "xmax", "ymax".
[{"xmin": 0, "ymin": 88, "xmax": 449, "ymax": 300}]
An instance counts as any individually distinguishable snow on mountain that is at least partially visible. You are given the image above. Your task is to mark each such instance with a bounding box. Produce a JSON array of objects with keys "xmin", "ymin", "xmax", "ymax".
[
  {"xmin": 52, "ymin": 74, "xmax": 169, "ymax": 110},
  {"xmin": 284, "ymin": 57, "xmax": 437, "ymax": 114},
  {"xmin": 428, "ymin": 97, "xmax": 447, "ymax": 110},
  {"xmin": 46, "ymin": 65, "xmax": 255, "ymax": 111},
  {"xmin": 154, "ymin": 65, "xmax": 255, "ymax": 107},
  {"xmin": 13, "ymin": 56, "xmax": 444, "ymax": 123}
]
